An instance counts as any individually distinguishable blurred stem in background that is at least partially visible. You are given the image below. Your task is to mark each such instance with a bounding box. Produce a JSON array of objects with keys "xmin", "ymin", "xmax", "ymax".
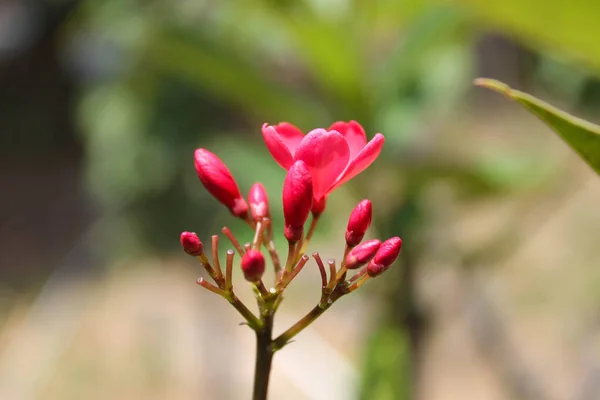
[{"xmin": 360, "ymin": 190, "xmax": 424, "ymax": 399}]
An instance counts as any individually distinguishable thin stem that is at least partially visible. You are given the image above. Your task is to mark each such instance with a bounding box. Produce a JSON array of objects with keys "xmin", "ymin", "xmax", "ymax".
[
  {"xmin": 326, "ymin": 259, "xmax": 337, "ymax": 291},
  {"xmin": 305, "ymin": 215, "xmax": 319, "ymax": 243},
  {"xmin": 225, "ymin": 249, "xmax": 235, "ymax": 291},
  {"xmin": 244, "ymin": 242, "xmax": 252, "ymax": 253},
  {"xmin": 284, "ymin": 242, "xmax": 297, "ymax": 273},
  {"xmin": 273, "ymin": 255, "xmax": 310, "ymax": 312},
  {"xmin": 253, "ymin": 220, "xmax": 265, "ymax": 249},
  {"xmin": 255, "ymin": 280, "xmax": 271, "ymax": 298},
  {"xmin": 312, "ymin": 253, "xmax": 328, "ymax": 287},
  {"xmin": 298, "ymin": 216, "xmax": 320, "ymax": 256},
  {"xmin": 335, "ymin": 244, "xmax": 351, "ymax": 282},
  {"xmin": 196, "ymin": 254, "xmax": 216, "ymax": 277},
  {"xmin": 346, "ymin": 274, "xmax": 370, "ymax": 292},
  {"xmin": 266, "ymin": 240, "xmax": 282, "ymax": 278},
  {"xmin": 272, "ymin": 304, "xmax": 330, "ymax": 351},
  {"xmin": 227, "ymin": 293, "xmax": 262, "ymax": 331},
  {"xmin": 261, "ymin": 219, "xmax": 282, "ymax": 277},
  {"xmin": 211, "ymin": 235, "xmax": 223, "ymax": 279},
  {"xmin": 253, "ymin": 314, "xmax": 274, "ymax": 400},
  {"xmin": 222, "ymin": 226, "xmax": 245, "ymax": 257},
  {"xmin": 196, "ymin": 277, "xmax": 228, "ymax": 297},
  {"xmin": 279, "ymin": 254, "xmax": 310, "ymax": 290},
  {"xmin": 348, "ymin": 268, "xmax": 367, "ymax": 284}
]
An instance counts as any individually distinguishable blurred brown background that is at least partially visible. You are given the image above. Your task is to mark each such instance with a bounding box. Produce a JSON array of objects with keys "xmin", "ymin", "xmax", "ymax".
[{"xmin": 1, "ymin": 0, "xmax": 600, "ymax": 399}]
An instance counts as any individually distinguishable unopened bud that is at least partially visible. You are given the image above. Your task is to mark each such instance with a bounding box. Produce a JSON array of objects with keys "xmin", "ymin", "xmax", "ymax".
[
  {"xmin": 241, "ymin": 249, "xmax": 265, "ymax": 282},
  {"xmin": 283, "ymin": 160, "xmax": 313, "ymax": 243},
  {"xmin": 345, "ymin": 199, "xmax": 372, "ymax": 246},
  {"xmin": 344, "ymin": 239, "xmax": 381, "ymax": 269},
  {"xmin": 194, "ymin": 149, "xmax": 248, "ymax": 218},
  {"xmin": 180, "ymin": 232, "xmax": 203, "ymax": 256},
  {"xmin": 248, "ymin": 183, "xmax": 269, "ymax": 221},
  {"xmin": 367, "ymin": 237, "xmax": 402, "ymax": 277}
]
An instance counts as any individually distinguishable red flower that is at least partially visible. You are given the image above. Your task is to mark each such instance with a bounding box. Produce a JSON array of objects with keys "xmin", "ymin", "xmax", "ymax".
[
  {"xmin": 367, "ymin": 237, "xmax": 402, "ymax": 277},
  {"xmin": 241, "ymin": 249, "xmax": 266, "ymax": 282},
  {"xmin": 194, "ymin": 149, "xmax": 248, "ymax": 218},
  {"xmin": 282, "ymin": 160, "xmax": 313, "ymax": 243},
  {"xmin": 262, "ymin": 121, "xmax": 384, "ymax": 209},
  {"xmin": 248, "ymin": 182, "xmax": 269, "ymax": 222},
  {"xmin": 180, "ymin": 232, "xmax": 203, "ymax": 256},
  {"xmin": 344, "ymin": 239, "xmax": 380, "ymax": 269},
  {"xmin": 345, "ymin": 199, "xmax": 372, "ymax": 246}
]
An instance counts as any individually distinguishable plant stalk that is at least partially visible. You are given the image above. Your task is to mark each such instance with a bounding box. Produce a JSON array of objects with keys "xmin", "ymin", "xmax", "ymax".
[{"xmin": 252, "ymin": 313, "xmax": 274, "ymax": 400}]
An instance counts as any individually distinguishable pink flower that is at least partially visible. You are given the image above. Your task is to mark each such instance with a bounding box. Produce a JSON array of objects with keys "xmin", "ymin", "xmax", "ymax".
[
  {"xmin": 248, "ymin": 182, "xmax": 269, "ymax": 222},
  {"xmin": 241, "ymin": 249, "xmax": 266, "ymax": 282},
  {"xmin": 344, "ymin": 239, "xmax": 380, "ymax": 270},
  {"xmin": 367, "ymin": 237, "xmax": 402, "ymax": 277},
  {"xmin": 194, "ymin": 149, "xmax": 248, "ymax": 219},
  {"xmin": 180, "ymin": 232, "xmax": 203, "ymax": 256},
  {"xmin": 345, "ymin": 199, "xmax": 372, "ymax": 246},
  {"xmin": 282, "ymin": 160, "xmax": 313, "ymax": 243},
  {"xmin": 262, "ymin": 121, "xmax": 385, "ymax": 210}
]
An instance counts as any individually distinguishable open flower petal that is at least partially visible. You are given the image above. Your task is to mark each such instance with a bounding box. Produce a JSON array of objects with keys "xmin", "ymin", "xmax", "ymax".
[
  {"xmin": 271, "ymin": 122, "xmax": 305, "ymax": 155},
  {"xmin": 329, "ymin": 133, "xmax": 385, "ymax": 191},
  {"xmin": 329, "ymin": 120, "xmax": 367, "ymax": 159},
  {"xmin": 262, "ymin": 123, "xmax": 295, "ymax": 169},
  {"xmin": 294, "ymin": 129, "xmax": 350, "ymax": 200}
]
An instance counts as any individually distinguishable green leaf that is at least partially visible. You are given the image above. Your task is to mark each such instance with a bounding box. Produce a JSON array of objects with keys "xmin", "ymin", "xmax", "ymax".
[{"xmin": 474, "ymin": 78, "xmax": 600, "ymax": 176}]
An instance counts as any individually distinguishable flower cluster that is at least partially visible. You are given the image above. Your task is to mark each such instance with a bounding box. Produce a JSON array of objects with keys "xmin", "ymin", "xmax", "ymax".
[{"xmin": 181, "ymin": 120, "xmax": 401, "ymax": 362}]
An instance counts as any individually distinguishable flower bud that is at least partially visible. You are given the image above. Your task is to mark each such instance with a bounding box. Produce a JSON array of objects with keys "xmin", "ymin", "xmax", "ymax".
[
  {"xmin": 344, "ymin": 239, "xmax": 380, "ymax": 269},
  {"xmin": 367, "ymin": 237, "xmax": 402, "ymax": 277},
  {"xmin": 194, "ymin": 149, "xmax": 248, "ymax": 218},
  {"xmin": 180, "ymin": 231, "xmax": 203, "ymax": 256},
  {"xmin": 248, "ymin": 183, "xmax": 269, "ymax": 222},
  {"xmin": 345, "ymin": 199, "xmax": 372, "ymax": 246},
  {"xmin": 241, "ymin": 249, "xmax": 265, "ymax": 282},
  {"xmin": 283, "ymin": 160, "xmax": 313, "ymax": 243}
]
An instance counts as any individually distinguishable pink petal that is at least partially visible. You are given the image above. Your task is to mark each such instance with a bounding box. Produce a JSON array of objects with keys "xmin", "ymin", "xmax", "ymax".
[
  {"xmin": 329, "ymin": 133, "xmax": 385, "ymax": 192},
  {"xmin": 194, "ymin": 149, "xmax": 248, "ymax": 217},
  {"xmin": 261, "ymin": 123, "xmax": 295, "ymax": 169},
  {"xmin": 272, "ymin": 122, "xmax": 305, "ymax": 155},
  {"xmin": 294, "ymin": 129, "xmax": 350, "ymax": 200},
  {"xmin": 329, "ymin": 120, "xmax": 367, "ymax": 160}
]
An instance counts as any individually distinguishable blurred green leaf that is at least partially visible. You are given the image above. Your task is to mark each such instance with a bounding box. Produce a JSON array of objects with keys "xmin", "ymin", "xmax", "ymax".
[
  {"xmin": 459, "ymin": 0, "xmax": 600, "ymax": 70},
  {"xmin": 359, "ymin": 326, "xmax": 410, "ymax": 400},
  {"xmin": 475, "ymin": 78, "xmax": 600, "ymax": 176},
  {"xmin": 145, "ymin": 29, "xmax": 327, "ymax": 126}
]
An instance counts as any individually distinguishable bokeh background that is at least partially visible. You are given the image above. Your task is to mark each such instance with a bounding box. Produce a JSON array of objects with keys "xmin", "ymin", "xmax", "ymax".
[{"xmin": 1, "ymin": 0, "xmax": 600, "ymax": 399}]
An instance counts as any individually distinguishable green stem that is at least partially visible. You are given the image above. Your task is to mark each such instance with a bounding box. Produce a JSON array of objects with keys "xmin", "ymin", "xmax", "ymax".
[
  {"xmin": 252, "ymin": 314, "xmax": 274, "ymax": 400},
  {"xmin": 271, "ymin": 303, "xmax": 330, "ymax": 351},
  {"xmin": 228, "ymin": 294, "xmax": 262, "ymax": 331}
]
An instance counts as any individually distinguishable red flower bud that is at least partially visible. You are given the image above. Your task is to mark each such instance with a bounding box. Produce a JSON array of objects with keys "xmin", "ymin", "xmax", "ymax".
[
  {"xmin": 241, "ymin": 249, "xmax": 265, "ymax": 282},
  {"xmin": 180, "ymin": 231, "xmax": 203, "ymax": 256},
  {"xmin": 194, "ymin": 149, "xmax": 248, "ymax": 218},
  {"xmin": 367, "ymin": 237, "xmax": 402, "ymax": 277},
  {"xmin": 345, "ymin": 199, "xmax": 372, "ymax": 246},
  {"xmin": 344, "ymin": 239, "xmax": 380, "ymax": 269},
  {"xmin": 283, "ymin": 160, "xmax": 313, "ymax": 243},
  {"xmin": 248, "ymin": 183, "xmax": 269, "ymax": 222}
]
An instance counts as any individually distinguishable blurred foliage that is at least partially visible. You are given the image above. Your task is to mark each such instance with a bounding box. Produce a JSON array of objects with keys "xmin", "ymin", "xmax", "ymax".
[
  {"xmin": 359, "ymin": 326, "xmax": 411, "ymax": 400},
  {"xmin": 476, "ymin": 78, "xmax": 600, "ymax": 176},
  {"xmin": 458, "ymin": 0, "xmax": 600, "ymax": 71}
]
